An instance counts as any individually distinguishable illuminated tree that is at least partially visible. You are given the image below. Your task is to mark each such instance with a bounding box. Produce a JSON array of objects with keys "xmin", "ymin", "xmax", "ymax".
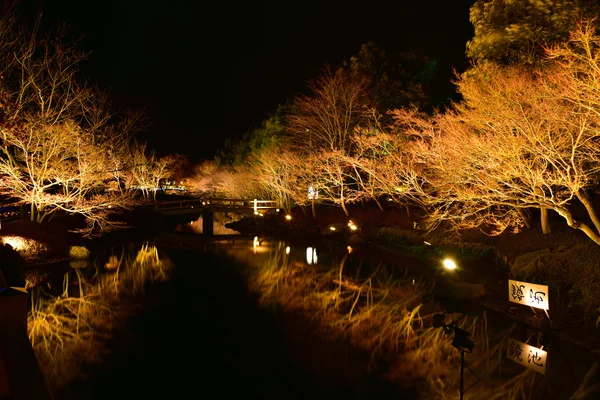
[
  {"xmin": 0, "ymin": 11, "xmax": 140, "ymax": 236},
  {"xmin": 349, "ymin": 109, "xmax": 430, "ymax": 211},
  {"xmin": 467, "ymin": 0, "xmax": 599, "ymax": 65},
  {"xmin": 127, "ymin": 142, "xmax": 182, "ymax": 201},
  {"xmin": 287, "ymin": 66, "xmax": 370, "ymax": 154},
  {"xmin": 415, "ymin": 61, "xmax": 600, "ymax": 244},
  {"xmin": 285, "ymin": 67, "xmax": 373, "ymax": 215}
]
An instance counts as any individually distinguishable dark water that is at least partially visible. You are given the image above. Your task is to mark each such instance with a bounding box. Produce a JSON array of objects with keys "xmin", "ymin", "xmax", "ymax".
[
  {"xmin": 41, "ymin": 228, "xmax": 600, "ymax": 400},
  {"xmin": 59, "ymin": 246, "xmax": 414, "ymax": 400}
]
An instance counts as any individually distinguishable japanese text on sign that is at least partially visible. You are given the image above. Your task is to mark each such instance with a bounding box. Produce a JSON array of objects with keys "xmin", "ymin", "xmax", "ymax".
[
  {"xmin": 506, "ymin": 337, "xmax": 547, "ymax": 375},
  {"xmin": 508, "ymin": 279, "xmax": 549, "ymax": 310}
]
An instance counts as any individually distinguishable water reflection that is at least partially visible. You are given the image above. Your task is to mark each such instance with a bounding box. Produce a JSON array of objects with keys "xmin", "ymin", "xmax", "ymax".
[
  {"xmin": 176, "ymin": 212, "xmax": 241, "ymax": 235},
  {"xmin": 205, "ymin": 237, "xmax": 600, "ymax": 399},
  {"xmin": 305, "ymin": 247, "xmax": 317, "ymax": 265}
]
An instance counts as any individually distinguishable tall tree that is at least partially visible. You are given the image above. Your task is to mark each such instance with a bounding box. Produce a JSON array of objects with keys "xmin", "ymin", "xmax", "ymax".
[
  {"xmin": 467, "ymin": 0, "xmax": 600, "ymax": 65},
  {"xmin": 343, "ymin": 43, "xmax": 440, "ymax": 112},
  {"xmin": 413, "ymin": 60, "xmax": 600, "ymax": 244},
  {"xmin": 0, "ymin": 10, "xmax": 139, "ymax": 235}
]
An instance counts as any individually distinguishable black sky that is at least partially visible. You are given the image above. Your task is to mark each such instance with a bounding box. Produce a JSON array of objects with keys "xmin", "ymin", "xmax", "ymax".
[{"xmin": 18, "ymin": 0, "xmax": 476, "ymax": 162}]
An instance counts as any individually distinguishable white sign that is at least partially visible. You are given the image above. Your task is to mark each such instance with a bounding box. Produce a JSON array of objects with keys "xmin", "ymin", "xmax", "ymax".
[
  {"xmin": 508, "ymin": 279, "xmax": 549, "ymax": 310},
  {"xmin": 506, "ymin": 337, "xmax": 547, "ymax": 375}
]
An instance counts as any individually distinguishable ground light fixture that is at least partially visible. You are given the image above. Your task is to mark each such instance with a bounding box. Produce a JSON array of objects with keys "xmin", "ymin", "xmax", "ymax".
[
  {"xmin": 285, "ymin": 215, "xmax": 292, "ymax": 221},
  {"xmin": 443, "ymin": 258, "xmax": 457, "ymax": 270}
]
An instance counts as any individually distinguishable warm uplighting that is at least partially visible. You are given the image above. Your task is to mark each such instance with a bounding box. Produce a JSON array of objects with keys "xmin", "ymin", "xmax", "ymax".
[
  {"xmin": 202, "ymin": 201, "xmax": 206, "ymax": 205},
  {"xmin": 276, "ymin": 208, "xmax": 280, "ymax": 212},
  {"xmin": 443, "ymin": 259, "xmax": 457, "ymax": 270},
  {"xmin": 349, "ymin": 224, "xmax": 357, "ymax": 231},
  {"xmin": 329, "ymin": 226, "xmax": 336, "ymax": 231},
  {"xmin": 1, "ymin": 235, "xmax": 28, "ymax": 251},
  {"xmin": 347, "ymin": 246, "xmax": 353, "ymax": 254},
  {"xmin": 285, "ymin": 214, "xmax": 292, "ymax": 220},
  {"xmin": 285, "ymin": 246, "xmax": 290, "ymax": 254},
  {"xmin": 253, "ymin": 236, "xmax": 260, "ymax": 254}
]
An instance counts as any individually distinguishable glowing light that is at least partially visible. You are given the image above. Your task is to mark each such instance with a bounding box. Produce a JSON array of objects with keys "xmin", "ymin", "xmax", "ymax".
[
  {"xmin": 202, "ymin": 201, "xmax": 206, "ymax": 205},
  {"xmin": 285, "ymin": 215, "xmax": 292, "ymax": 221},
  {"xmin": 306, "ymin": 247, "xmax": 318, "ymax": 265},
  {"xmin": 424, "ymin": 241, "xmax": 432, "ymax": 246},
  {"xmin": 347, "ymin": 246, "xmax": 353, "ymax": 254},
  {"xmin": 1, "ymin": 236, "xmax": 28, "ymax": 251},
  {"xmin": 329, "ymin": 226, "xmax": 336, "ymax": 231},
  {"xmin": 107, "ymin": 205, "xmax": 112, "ymax": 208},
  {"xmin": 276, "ymin": 208, "xmax": 280, "ymax": 212},
  {"xmin": 443, "ymin": 259, "xmax": 457, "ymax": 270},
  {"xmin": 285, "ymin": 246, "xmax": 290, "ymax": 254},
  {"xmin": 349, "ymin": 224, "xmax": 358, "ymax": 231},
  {"xmin": 253, "ymin": 236, "xmax": 259, "ymax": 254}
]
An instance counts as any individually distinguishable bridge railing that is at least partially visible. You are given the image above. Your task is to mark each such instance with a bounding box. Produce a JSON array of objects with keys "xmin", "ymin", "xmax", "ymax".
[{"xmin": 152, "ymin": 198, "xmax": 278, "ymax": 211}]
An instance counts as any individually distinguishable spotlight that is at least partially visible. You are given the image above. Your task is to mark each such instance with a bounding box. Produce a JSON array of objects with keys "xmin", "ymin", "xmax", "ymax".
[
  {"xmin": 451, "ymin": 327, "xmax": 474, "ymax": 353},
  {"xmin": 443, "ymin": 259, "xmax": 457, "ymax": 270}
]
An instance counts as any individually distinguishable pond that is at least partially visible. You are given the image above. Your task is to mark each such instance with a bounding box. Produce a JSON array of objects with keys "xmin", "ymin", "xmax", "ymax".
[
  {"xmin": 157, "ymin": 229, "xmax": 600, "ymax": 400},
  {"xmin": 24, "ymin": 215, "xmax": 600, "ymax": 399}
]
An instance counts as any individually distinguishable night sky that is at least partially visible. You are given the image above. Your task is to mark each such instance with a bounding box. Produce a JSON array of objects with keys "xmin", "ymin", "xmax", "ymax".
[{"xmin": 19, "ymin": 0, "xmax": 476, "ymax": 162}]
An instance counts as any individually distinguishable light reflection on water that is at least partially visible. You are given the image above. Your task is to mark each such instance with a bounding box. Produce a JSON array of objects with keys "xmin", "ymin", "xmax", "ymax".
[
  {"xmin": 176, "ymin": 213, "xmax": 242, "ymax": 235},
  {"xmin": 207, "ymin": 237, "xmax": 600, "ymax": 400}
]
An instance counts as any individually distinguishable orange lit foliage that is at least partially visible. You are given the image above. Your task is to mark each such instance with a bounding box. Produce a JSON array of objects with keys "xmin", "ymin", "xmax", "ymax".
[
  {"xmin": 285, "ymin": 67, "xmax": 373, "ymax": 215},
  {"xmin": 0, "ymin": 11, "xmax": 139, "ymax": 236},
  {"xmin": 411, "ymin": 53, "xmax": 600, "ymax": 243}
]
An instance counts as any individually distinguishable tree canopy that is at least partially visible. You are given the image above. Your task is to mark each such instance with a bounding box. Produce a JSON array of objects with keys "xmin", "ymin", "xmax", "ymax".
[{"xmin": 467, "ymin": 0, "xmax": 600, "ymax": 65}]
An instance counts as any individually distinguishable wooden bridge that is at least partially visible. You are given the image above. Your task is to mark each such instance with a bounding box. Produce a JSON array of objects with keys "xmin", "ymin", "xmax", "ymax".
[
  {"xmin": 152, "ymin": 198, "xmax": 278, "ymax": 214},
  {"xmin": 151, "ymin": 198, "xmax": 279, "ymax": 235}
]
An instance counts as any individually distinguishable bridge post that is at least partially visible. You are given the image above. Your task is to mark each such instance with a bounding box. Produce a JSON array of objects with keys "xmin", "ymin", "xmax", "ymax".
[{"xmin": 202, "ymin": 209, "xmax": 214, "ymax": 236}]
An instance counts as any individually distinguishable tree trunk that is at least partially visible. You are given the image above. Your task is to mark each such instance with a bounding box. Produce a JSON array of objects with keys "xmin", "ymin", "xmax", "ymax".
[
  {"xmin": 311, "ymin": 199, "xmax": 316, "ymax": 217},
  {"xmin": 534, "ymin": 188, "xmax": 551, "ymax": 234},
  {"xmin": 339, "ymin": 185, "xmax": 349, "ymax": 217},
  {"xmin": 576, "ymin": 189, "xmax": 600, "ymax": 234},
  {"xmin": 540, "ymin": 207, "xmax": 551, "ymax": 234},
  {"xmin": 557, "ymin": 208, "xmax": 600, "ymax": 245},
  {"xmin": 516, "ymin": 207, "xmax": 531, "ymax": 229}
]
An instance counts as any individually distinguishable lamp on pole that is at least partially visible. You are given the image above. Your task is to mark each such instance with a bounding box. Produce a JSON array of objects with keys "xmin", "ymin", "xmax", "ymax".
[{"xmin": 432, "ymin": 313, "xmax": 480, "ymax": 399}]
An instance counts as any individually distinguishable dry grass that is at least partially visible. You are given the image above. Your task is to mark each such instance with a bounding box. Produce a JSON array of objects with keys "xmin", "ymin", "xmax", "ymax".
[
  {"xmin": 241, "ymin": 243, "xmax": 598, "ymax": 399},
  {"xmin": 27, "ymin": 244, "xmax": 172, "ymax": 394}
]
